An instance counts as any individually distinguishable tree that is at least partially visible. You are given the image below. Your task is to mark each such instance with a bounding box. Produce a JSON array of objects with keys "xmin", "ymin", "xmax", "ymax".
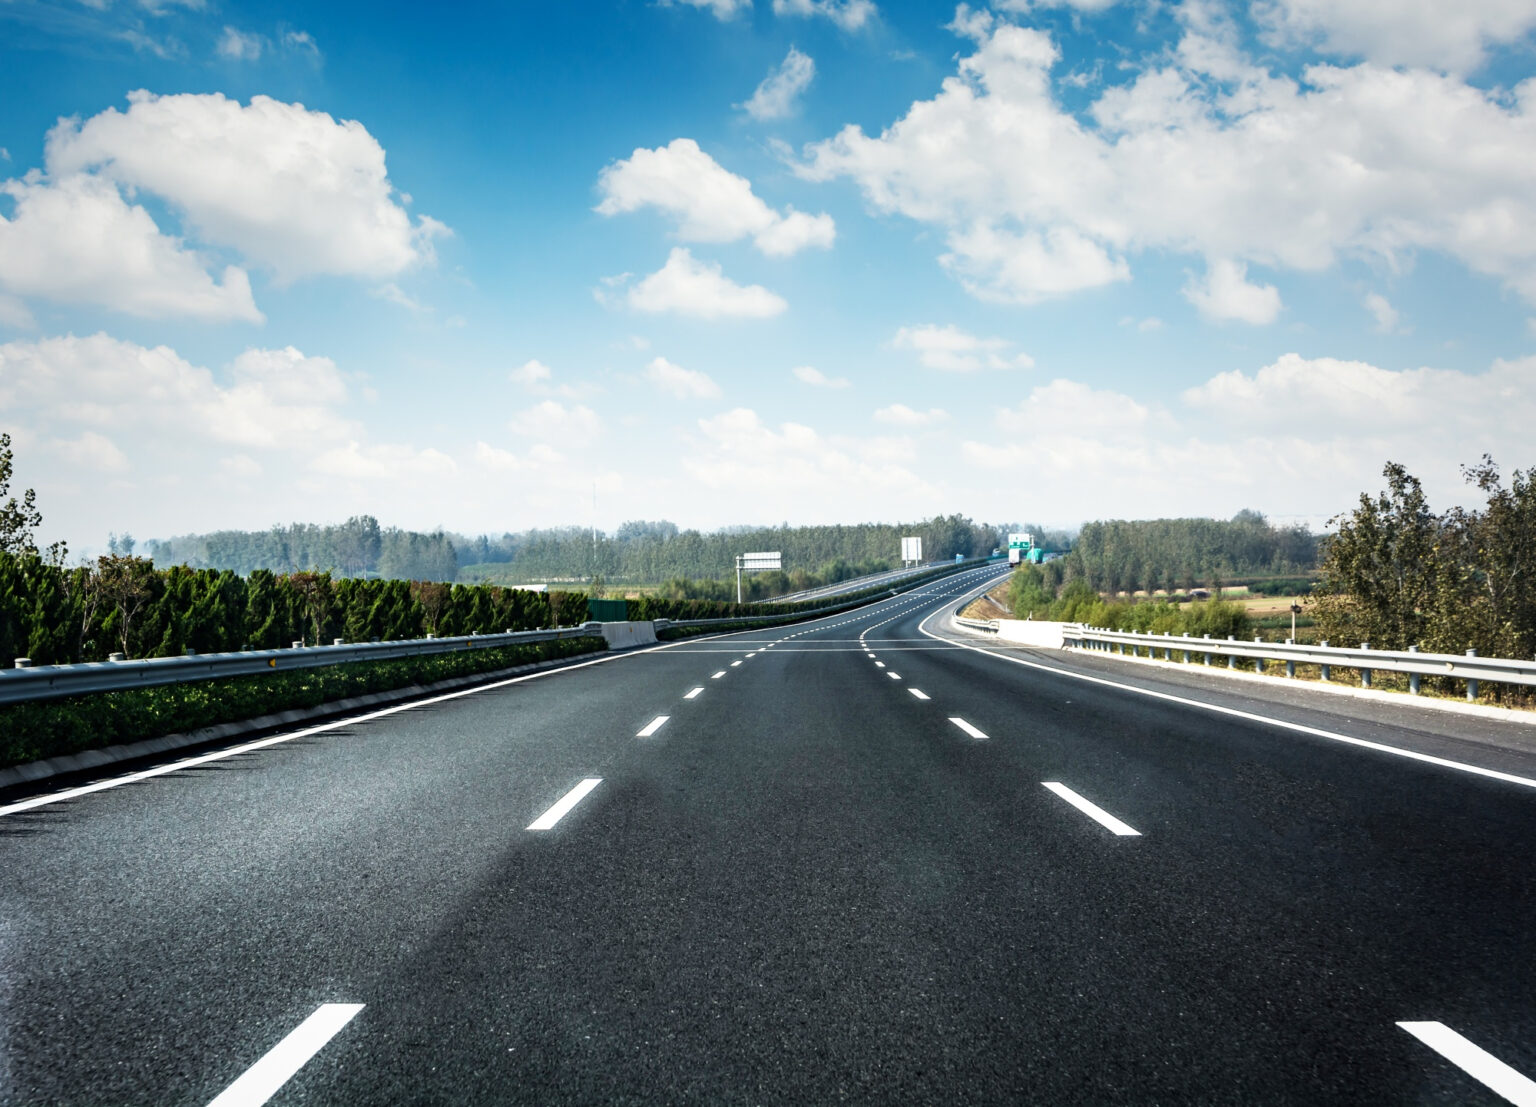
[
  {"xmin": 94, "ymin": 555, "xmax": 157, "ymax": 657},
  {"xmin": 0, "ymin": 432, "xmax": 67, "ymax": 563},
  {"xmin": 1311, "ymin": 462, "xmax": 1440, "ymax": 650}
]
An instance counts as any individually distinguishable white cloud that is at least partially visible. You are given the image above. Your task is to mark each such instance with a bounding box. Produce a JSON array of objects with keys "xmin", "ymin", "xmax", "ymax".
[
  {"xmin": 997, "ymin": 0, "xmax": 1120, "ymax": 10},
  {"xmin": 1363, "ymin": 291, "xmax": 1400, "ymax": 333},
  {"xmin": 596, "ymin": 138, "xmax": 833, "ymax": 257},
  {"xmin": 473, "ymin": 440, "xmax": 566, "ymax": 473},
  {"xmin": 510, "ymin": 359, "xmax": 553, "ymax": 387},
  {"xmin": 1255, "ymin": 0, "xmax": 1536, "ymax": 73},
  {"xmin": 53, "ymin": 430, "xmax": 129, "ymax": 473},
  {"xmin": 216, "ymin": 26, "xmax": 263, "ymax": 60},
  {"xmin": 792, "ymin": 365, "xmax": 850, "ymax": 388},
  {"xmin": 627, "ymin": 248, "xmax": 788, "ymax": 318},
  {"xmin": 0, "ymin": 334, "xmax": 353, "ymax": 453},
  {"xmin": 0, "ymin": 174, "xmax": 262, "ymax": 322},
  {"xmin": 1182, "ymin": 258, "xmax": 1282, "ymax": 324},
  {"xmin": 799, "ymin": 17, "xmax": 1536, "ymax": 308},
  {"xmin": 645, "ymin": 355, "xmax": 722, "ymax": 399},
  {"xmin": 892, "ymin": 323, "xmax": 1034, "ymax": 371},
  {"xmin": 311, "ymin": 442, "xmax": 456, "ymax": 481},
  {"xmin": 46, "ymin": 91, "xmax": 447, "ymax": 283},
  {"xmin": 743, "ymin": 47, "xmax": 816, "ymax": 121},
  {"xmin": 683, "ymin": 408, "xmax": 937, "ymax": 507},
  {"xmin": 281, "ymin": 29, "xmax": 321, "ymax": 59},
  {"xmin": 371, "ymin": 282, "xmax": 426, "ymax": 312},
  {"xmin": 772, "ymin": 0, "xmax": 876, "ymax": 31},
  {"xmin": 508, "ymin": 400, "xmax": 602, "ymax": 443},
  {"xmin": 874, "ymin": 403, "xmax": 948, "ymax": 426},
  {"xmin": 662, "ymin": 0, "xmax": 753, "ymax": 19}
]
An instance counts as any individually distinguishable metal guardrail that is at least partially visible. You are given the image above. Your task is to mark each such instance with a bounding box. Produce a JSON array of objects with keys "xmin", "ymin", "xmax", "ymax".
[
  {"xmin": 0, "ymin": 625, "xmax": 604, "ymax": 706},
  {"xmin": 1064, "ymin": 625, "xmax": 1536, "ymax": 700}
]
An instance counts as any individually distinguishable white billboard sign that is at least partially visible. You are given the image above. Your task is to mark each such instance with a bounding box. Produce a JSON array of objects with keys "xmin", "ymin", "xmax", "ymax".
[
  {"xmin": 739, "ymin": 551, "xmax": 782, "ymax": 571},
  {"xmin": 901, "ymin": 536, "xmax": 922, "ymax": 562}
]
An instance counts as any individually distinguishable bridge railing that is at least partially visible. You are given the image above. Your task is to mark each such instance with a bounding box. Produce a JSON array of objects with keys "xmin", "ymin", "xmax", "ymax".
[{"xmin": 1062, "ymin": 625, "xmax": 1536, "ymax": 700}]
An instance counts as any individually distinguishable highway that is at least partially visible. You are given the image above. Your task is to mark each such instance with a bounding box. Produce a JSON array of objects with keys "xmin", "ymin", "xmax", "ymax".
[{"xmin": 3, "ymin": 562, "xmax": 1536, "ymax": 1105}]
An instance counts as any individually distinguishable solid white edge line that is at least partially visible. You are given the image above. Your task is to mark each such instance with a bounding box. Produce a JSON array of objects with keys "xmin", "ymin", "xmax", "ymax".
[
  {"xmin": 0, "ymin": 566, "xmax": 1010, "ymax": 820},
  {"xmin": 205, "ymin": 1003, "xmax": 364, "ymax": 1107},
  {"xmin": 1042, "ymin": 781, "xmax": 1141, "ymax": 837},
  {"xmin": 684, "ymin": 687, "xmax": 703, "ymax": 699},
  {"xmin": 915, "ymin": 599, "xmax": 1536, "ymax": 792},
  {"xmin": 949, "ymin": 717, "xmax": 989, "ymax": 740},
  {"xmin": 637, "ymin": 715, "xmax": 669, "ymax": 738},
  {"xmin": 527, "ymin": 777, "xmax": 602, "ymax": 831},
  {"xmin": 1398, "ymin": 1022, "xmax": 1536, "ymax": 1106},
  {"xmin": 910, "ymin": 689, "xmax": 930, "ymax": 700}
]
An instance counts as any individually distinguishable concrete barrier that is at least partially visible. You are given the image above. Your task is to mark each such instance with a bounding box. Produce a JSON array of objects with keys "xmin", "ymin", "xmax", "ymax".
[
  {"xmin": 993, "ymin": 619, "xmax": 1067, "ymax": 648},
  {"xmin": 599, "ymin": 621, "xmax": 658, "ymax": 650}
]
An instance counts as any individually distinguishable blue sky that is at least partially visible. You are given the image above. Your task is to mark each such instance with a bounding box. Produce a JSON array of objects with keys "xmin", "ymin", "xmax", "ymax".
[{"xmin": 2, "ymin": 0, "xmax": 1534, "ymax": 552}]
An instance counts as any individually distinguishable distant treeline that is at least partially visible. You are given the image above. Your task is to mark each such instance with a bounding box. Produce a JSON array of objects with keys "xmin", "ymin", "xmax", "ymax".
[
  {"xmin": 145, "ymin": 514, "xmax": 1037, "ymax": 589},
  {"xmin": 1049, "ymin": 511, "xmax": 1318, "ymax": 595},
  {"xmin": 144, "ymin": 518, "xmax": 458, "ymax": 582}
]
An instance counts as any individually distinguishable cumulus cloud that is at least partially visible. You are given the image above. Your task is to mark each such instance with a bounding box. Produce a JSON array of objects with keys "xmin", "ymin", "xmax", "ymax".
[
  {"xmin": 46, "ymin": 91, "xmax": 447, "ymax": 283},
  {"xmin": 0, "ymin": 333, "xmax": 353, "ymax": 452},
  {"xmin": 683, "ymin": 408, "xmax": 937, "ymax": 507},
  {"xmin": 645, "ymin": 356, "xmax": 722, "ymax": 399},
  {"xmin": 312, "ymin": 442, "xmax": 456, "ymax": 481},
  {"xmin": 1254, "ymin": 0, "xmax": 1536, "ymax": 73},
  {"xmin": 799, "ymin": 15, "xmax": 1536, "ymax": 308},
  {"xmin": 0, "ymin": 174, "xmax": 262, "ymax": 323},
  {"xmin": 792, "ymin": 365, "xmax": 850, "ymax": 387},
  {"xmin": 596, "ymin": 138, "xmax": 833, "ymax": 256},
  {"xmin": 510, "ymin": 359, "xmax": 553, "ymax": 388},
  {"xmin": 1183, "ymin": 258, "xmax": 1282, "ymax": 324},
  {"xmin": 216, "ymin": 26, "xmax": 263, "ymax": 60},
  {"xmin": 626, "ymin": 248, "xmax": 788, "ymax": 318},
  {"xmin": 892, "ymin": 323, "xmax": 1034, "ymax": 371},
  {"xmin": 874, "ymin": 403, "xmax": 948, "ymax": 426},
  {"xmin": 772, "ymin": 0, "xmax": 876, "ymax": 31},
  {"xmin": 662, "ymin": 0, "xmax": 753, "ymax": 18},
  {"xmin": 508, "ymin": 400, "xmax": 602, "ymax": 443},
  {"xmin": 1363, "ymin": 291, "xmax": 1400, "ymax": 333},
  {"xmin": 743, "ymin": 47, "xmax": 817, "ymax": 121}
]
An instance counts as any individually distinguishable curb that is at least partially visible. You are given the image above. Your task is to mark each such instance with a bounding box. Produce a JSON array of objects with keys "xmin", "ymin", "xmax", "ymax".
[{"xmin": 0, "ymin": 647, "xmax": 605, "ymax": 791}]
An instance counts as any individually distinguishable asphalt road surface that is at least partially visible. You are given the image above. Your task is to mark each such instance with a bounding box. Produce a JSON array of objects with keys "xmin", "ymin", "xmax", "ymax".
[{"xmin": 4, "ymin": 563, "xmax": 1535, "ymax": 1105}]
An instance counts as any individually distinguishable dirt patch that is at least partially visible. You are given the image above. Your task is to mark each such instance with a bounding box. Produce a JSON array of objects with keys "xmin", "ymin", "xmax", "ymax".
[{"xmin": 961, "ymin": 581, "xmax": 1013, "ymax": 620}]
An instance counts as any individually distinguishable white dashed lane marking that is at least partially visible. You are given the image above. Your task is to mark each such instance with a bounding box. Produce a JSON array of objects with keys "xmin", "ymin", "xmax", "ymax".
[
  {"xmin": 206, "ymin": 1004, "xmax": 365, "ymax": 1107},
  {"xmin": 637, "ymin": 716, "xmax": 669, "ymax": 738},
  {"xmin": 949, "ymin": 717, "xmax": 988, "ymax": 740},
  {"xmin": 684, "ymin": 687, "xmax": 704, "ymax": 700},
  {"xmin": 1042, "ymin": 782, "xmax": 1140, "ymax": 837},
  {"xmin": 909, "ymin": 689, "xmax": 930, "ymax": 700},
  {"xmin": 887, "ymin": 672, "xmax": 901, "ymax": 680},
  {"xmin": 527, "ymin": 778, "xmax": 603, "ymax": 831},
  {"xmin": 712, "ymin": 671, "xmax": 726, "ymax": 679},
  {"xmin": 1397, "ymin": 1022, "xmax": 1536, "ymax": 1106}
]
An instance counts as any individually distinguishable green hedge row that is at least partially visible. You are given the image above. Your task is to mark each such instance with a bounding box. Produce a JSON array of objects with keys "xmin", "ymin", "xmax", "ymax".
[
  {"xmin": 0, "ymin": 636, "xmax": 604, "ymax": 771},
  {"xmin": 0, "ymin": 552, "xmax": 590, "ymax": 666}
]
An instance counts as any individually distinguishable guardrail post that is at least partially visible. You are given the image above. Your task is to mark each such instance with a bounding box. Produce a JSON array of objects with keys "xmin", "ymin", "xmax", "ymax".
[
  {"xmin": 14, "ymin": 657, "xmax": 31, "ymax": 668},
  {"xmin": 1203, "ymin": 634, "xmax": 1211, "ymax": 665},
  {"xmin": 110, "ymin": 652, "xmax": 126, "ymax": 662},
  {"xmin": 1360, "ymin": 643, "xmax": 1371, "ymax": 688},
  {"xmin": 1319, "ymin": 641, "xmax": 1330, "ymax": 681},
  {"xmin": 1182, "ymin": 634, "xmax": 1191, "ymax": 664},
  {"xmin": 334, "ymin": 638, "xmax": 345, "ymax": 646},
  {"xmin": 1466, "ymin": 649, "xmax": 1478, "ymax": 701},
  {"xmin": 1408, "ymin": 645, "xmax": 1420, "ymax": 694},
  {"xmin": 1284, "ymin": 640, "xmax": 1296, "ymax": 678},
  {"xmin": 1227, "ymin": 636, "xmax": 1237, "ymax": 669},
  {"xmin": 1253, "ymin": 637, "xmax": 1264, "ymax": 673},
  {"xmin": 292, "ymin": 641, "xmax": 303, "ymax": 650}
]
